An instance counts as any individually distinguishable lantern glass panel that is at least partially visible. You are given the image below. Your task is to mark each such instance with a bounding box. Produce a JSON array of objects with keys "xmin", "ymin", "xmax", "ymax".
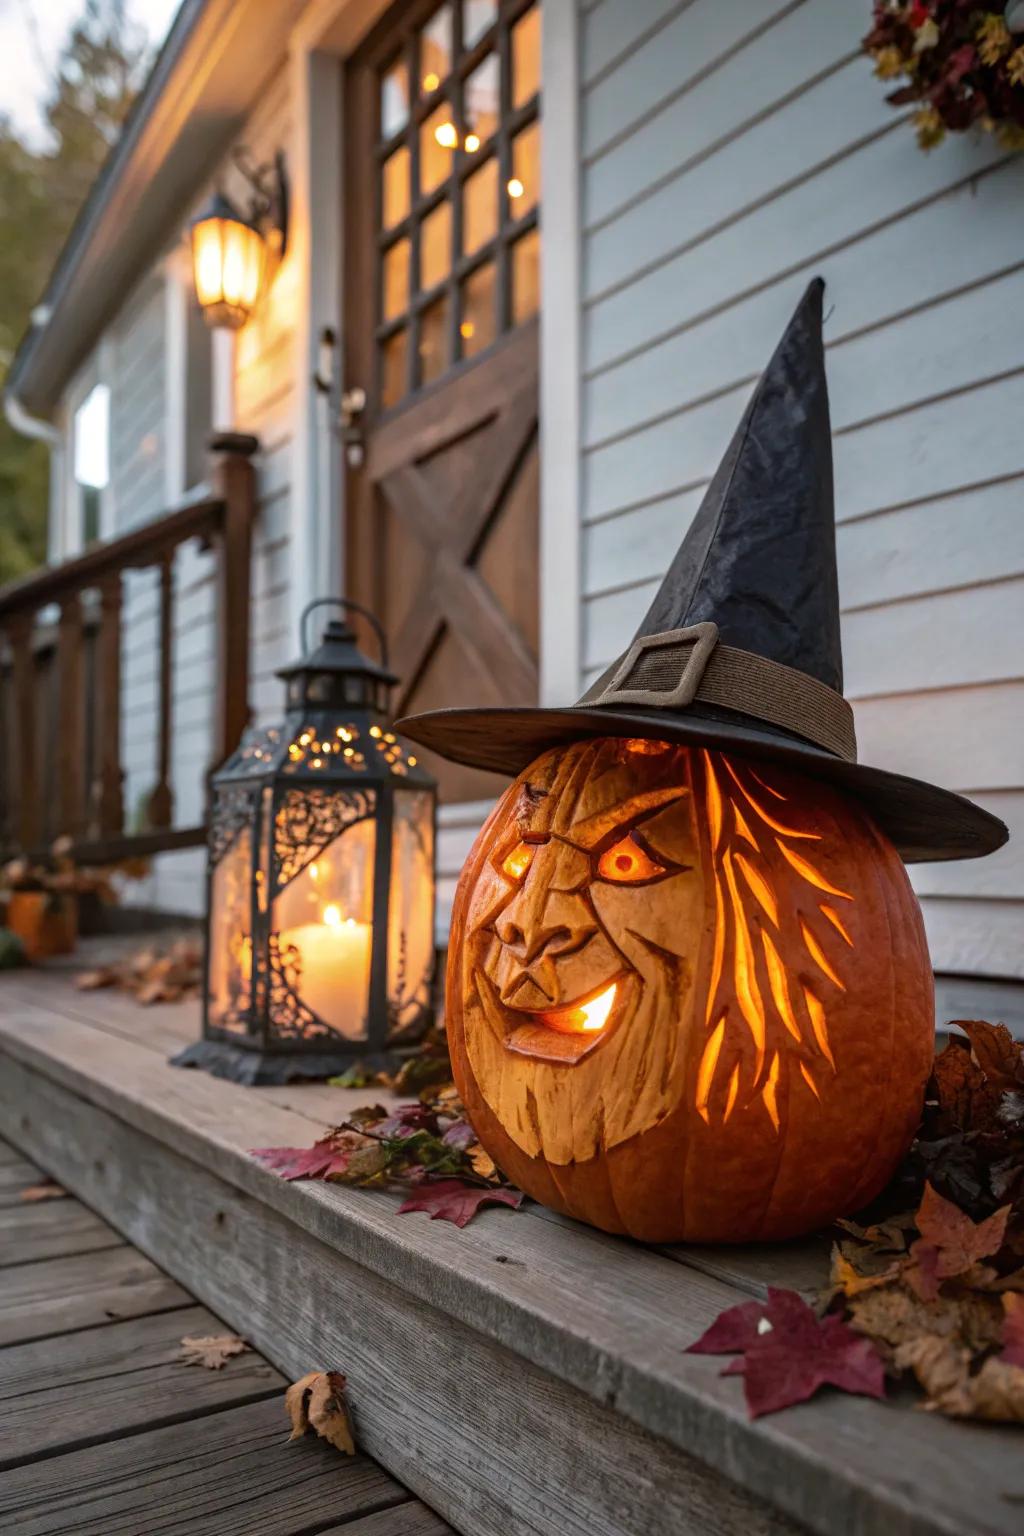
[
  {"xmin": 207, "ymin": 823, "xmax": 253, "ymax": 1033},
  {"xmin": 387, "ymin": 789, "xmax": 435, "ymax": 1040},
  {"xmin": 272, "ymin": 815, "xmax": 376, "ymax": 1041}
]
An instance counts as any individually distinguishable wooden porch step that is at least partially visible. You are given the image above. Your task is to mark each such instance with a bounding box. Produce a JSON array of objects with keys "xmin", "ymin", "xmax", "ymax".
[
  {"xmin": 0, "ymin": 951, "xmax": 1020, "ymax": 1536},
  {"xmin": 0, "ymin": 1132, "xmax": 451, "ymax": 1535}
]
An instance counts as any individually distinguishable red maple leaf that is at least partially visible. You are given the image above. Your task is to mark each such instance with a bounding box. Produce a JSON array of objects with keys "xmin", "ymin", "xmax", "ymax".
[
  {"xmin": 249, "ymin": 1136, "xmax": 356, "ymax": 1181},
  {"xmin": 686, "ymin": 1287, "xmax": 886, "ymax": 1419},
  {"xmin": 904, "ymin": 1182, "xmax": 1010, "ymax": 1301},
  {"xmin": 397, "ymin": 1178, "xmax": 523, "ymax": 1228},
  {"xmin": 1000, "ymin": 1295, "xmax": 1024, "ymax": 1370}
]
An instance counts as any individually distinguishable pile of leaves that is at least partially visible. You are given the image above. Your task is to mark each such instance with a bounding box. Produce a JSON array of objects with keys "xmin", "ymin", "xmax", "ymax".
[
  {"xmin": 75, "ymin": 935, "xmax": 203, "ymax": 1005},
  {"xmin": 863, "ymin": 0, "xmax": 1024, "ymax": 150},
  {"xmin": 691, "ymin": 1020, "xmax": 1024, "ymax": 1422},
  {"xmin": 2, "ymin": 837, "xmax": 149, "ymax": 903},
  {"xmin": 252, "ymin": 1079, "xmax": 522, "ymax": 1229}
]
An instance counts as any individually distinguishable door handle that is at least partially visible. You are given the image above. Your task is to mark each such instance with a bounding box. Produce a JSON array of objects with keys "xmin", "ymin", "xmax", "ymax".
[{"xmin": 340, "ymin": 387, "xmax": 367, "ymax": 468}]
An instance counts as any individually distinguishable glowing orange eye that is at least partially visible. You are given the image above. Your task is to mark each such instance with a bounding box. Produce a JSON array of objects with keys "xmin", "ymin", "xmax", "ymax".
[
  {"xmin": 501, "ymin": 842, "xmax": 535, "ymax": 882},
  {"xmin": 597, "ymin": 833, "xmax": 666, "ymax": 884}
]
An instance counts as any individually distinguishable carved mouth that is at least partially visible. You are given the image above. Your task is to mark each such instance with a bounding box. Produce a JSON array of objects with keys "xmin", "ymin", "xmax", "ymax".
[{"xmin": 484, "ymin": 973, "xmax": 632, "ymax": 1065}]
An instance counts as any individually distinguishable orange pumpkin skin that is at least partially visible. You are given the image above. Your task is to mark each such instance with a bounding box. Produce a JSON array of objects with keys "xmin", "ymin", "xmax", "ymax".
[{"xmin": 446, "ymin": 740, "xmax": 934, "ymax": 1243}]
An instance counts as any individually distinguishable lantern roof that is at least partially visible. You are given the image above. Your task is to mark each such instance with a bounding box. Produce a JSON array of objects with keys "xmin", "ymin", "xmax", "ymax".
[
  {"xmin": 277, "ymin": 616, "xmax": 399, "ymax": 691},
  {"xmin": 191, "ymin": 188, "xmax": 255, "ymax": 230}
]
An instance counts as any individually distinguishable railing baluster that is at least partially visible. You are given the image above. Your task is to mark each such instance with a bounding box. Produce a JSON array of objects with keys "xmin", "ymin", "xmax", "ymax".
[
  {"xmin": 6, "ymin": 615, "xmax": 39, "ymax": 853},
  {"xmin": 92, "ymin": 573, "xmax": 124, "ymax": 837},
  {"xmin": 146, "ymin": 553, "xmax": 174, "ymax": 829},
  {"xmin": 56, "ymin": 594, "xmax": 87, "ymax": 840},
  {"xmin": 210, "ymin": 433, "xmax": 257, "ymax": 772}
]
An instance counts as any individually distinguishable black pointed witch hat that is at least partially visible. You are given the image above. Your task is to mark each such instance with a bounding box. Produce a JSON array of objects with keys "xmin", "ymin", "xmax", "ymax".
[{"xmin": 398, "ymin": 280, "xmax": 1006, "ymax": 863}]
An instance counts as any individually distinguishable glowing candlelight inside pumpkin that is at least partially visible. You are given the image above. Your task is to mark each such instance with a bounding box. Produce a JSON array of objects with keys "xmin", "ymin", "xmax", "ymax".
[{"xmin": 540, "ymin": 981, "xmax": 617, "ymax": 1036}]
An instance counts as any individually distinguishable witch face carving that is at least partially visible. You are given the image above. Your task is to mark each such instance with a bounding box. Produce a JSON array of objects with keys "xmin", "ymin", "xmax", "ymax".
[{"xmin": 447, "ymin": 739, "xmax": 936, "ymax": 1240}]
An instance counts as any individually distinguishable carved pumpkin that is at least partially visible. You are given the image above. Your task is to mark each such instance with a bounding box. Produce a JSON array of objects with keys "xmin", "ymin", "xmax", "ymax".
[{"xmin": 447, "ymin": 738, "xmax": 934, "ymax": 1243}]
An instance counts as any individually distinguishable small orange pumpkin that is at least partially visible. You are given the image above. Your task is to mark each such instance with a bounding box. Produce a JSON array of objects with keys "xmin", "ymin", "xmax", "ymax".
[{"xmin": 447, "ymin": 739, "xmax": 934, "ymax": 1243}]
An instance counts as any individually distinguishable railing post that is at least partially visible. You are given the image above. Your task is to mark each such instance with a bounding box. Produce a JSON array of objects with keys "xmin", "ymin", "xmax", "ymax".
[
  {"xmin": 146, "ymin": 553, "xmax": 174, "ymax": 829},
  {"xmin": 209, "ymin": 432, "xmax": 257, "ymax": 773},
  {"xmin": 56, "ymin": 593, "xmax": 87, "ymax": 840},
  {"xmin": 91, "ymin": 572, "xmax": 124, "ymax": 837},
  {"xmin": 5, "ymin": 613, "xmax": 39, "ymax": 852}
]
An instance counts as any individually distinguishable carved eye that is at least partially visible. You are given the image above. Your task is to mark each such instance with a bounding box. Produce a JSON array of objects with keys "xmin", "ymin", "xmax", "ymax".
[
  {"xmin": 501, "ymin": 841, "xmax": 536, "ymax": 882},
  {"xmin": 596, "ymin": 832, "xmax": 667, "ymax": 884}
]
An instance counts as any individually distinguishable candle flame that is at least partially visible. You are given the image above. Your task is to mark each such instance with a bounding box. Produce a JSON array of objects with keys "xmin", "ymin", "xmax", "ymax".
[{"xmin": 322, "ymin": 903, "xmax": 342, "ymax": 928}]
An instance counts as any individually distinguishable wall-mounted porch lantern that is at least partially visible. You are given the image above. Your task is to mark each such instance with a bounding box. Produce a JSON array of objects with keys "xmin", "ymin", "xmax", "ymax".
[
  {"xmin": 190, "ymin": 148, "xmax": 288, "ymax": 330},
  {"xmin": 174, "ymin": 599, "xmax": 437, "ymax": 1085}
]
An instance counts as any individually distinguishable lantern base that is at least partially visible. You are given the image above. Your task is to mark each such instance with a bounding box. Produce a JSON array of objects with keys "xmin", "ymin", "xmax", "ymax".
[{"xmin": 170, "ymin": 1038, "xmax": 398, "ymax": 1086}]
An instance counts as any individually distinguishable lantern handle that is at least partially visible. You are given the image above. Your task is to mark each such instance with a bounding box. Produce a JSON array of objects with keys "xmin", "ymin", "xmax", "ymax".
[{"xmin": 300, "ymin": 597, "xmax": 390, "ymax": 669}]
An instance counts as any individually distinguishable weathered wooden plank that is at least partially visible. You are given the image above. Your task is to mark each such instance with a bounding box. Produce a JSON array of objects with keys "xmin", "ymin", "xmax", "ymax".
[
  {"xmin": 0, "ymin": 1395, "xmax": 410, "ymax": 1536},
  {"xmin": 0, "ymin": 1245, "xmax": 190, "ymax": 1347},
  {"xmin": 323, "ymin": 1507, "xmax": 454, "ymax": 1536},
  {"xmin": 1, "ymin": 1058, "xmax": 804, "ymax": 1536},
  {"xmin": 3, "ymin": 1027, "xmax": 1023, "ymax": 1536},
  {"xmin": 0, "ymin": 1198, "xmax": 123, "ymax": 1268},
  {"xmin": 0, "ymin": 1158, "xmax": 45, "ymax": 1200},
  {"xmin": 0, "ymin": 1302, "xmax": 284, "ymax": 1470}
]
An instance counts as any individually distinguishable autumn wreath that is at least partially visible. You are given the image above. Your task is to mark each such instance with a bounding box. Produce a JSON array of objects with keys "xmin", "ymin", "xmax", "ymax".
[{"xmin": 863, "ymin": 0, "xmax": 1024, "ymax": 150}]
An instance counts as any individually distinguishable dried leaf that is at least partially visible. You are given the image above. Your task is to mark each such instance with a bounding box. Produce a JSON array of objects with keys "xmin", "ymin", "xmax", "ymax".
[
  {"xmin": 830, "ymin": 1244, "xmax": 899, "ymax": 1298},
  {"xmin": 74, "ymin": 967, "xmax": 118, "ymax": 991},
  {"xmin": 896, "ymin": 1335, "xmax": 1024, "ymax": 1422},
  {"xmin": 19, "ymin": 1181, "xmax": 68, "ymax": 1202},
  {"xmin": 285, "ymin": 1370, "xmax": 355, "ymax": 1454},
  {"xmin": 848, "ymin": 1279, "xmax": 1003, "ymax": 1359},
  {"xmin": 178, "ymin": 1334, "xmax": 250, "ymax": 1369},
  {"xmin": 958, "ymin": 1021, "xmax": 1024, "ymax": 1094},
  {"xmin": 835, "ymin": 1211, "xmax": 916, "ymax": 1254},
  {"xmin": 690, "ymin": 1288, "xmax": 886, "ymax": 1418},
  {"xmin": 469, "ymin": 1144, "xmax": 497, "ymax": 1181},
  {"xmin": 250, "ymin": 1135, "xmax": 360, "ymax": 1181},
  {"xmin": 397, "ymin": 1178, "xmax": 523, "ymax": 1228},
  {"xmin": 1001, "ymin": 1293, "xmax": 1024, "ymax": 1368},
  {"xmin": 904, "ymin": 1182, "xmax": 1010, "ymax": 1300}
]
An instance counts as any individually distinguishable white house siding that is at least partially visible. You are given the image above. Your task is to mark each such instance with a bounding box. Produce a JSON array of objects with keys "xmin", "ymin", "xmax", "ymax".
[
  {"xmin": 94, "ymin": 63, "xmax": 298, "ymax": 917},
  {"xmin": 575, "ymin": 0, "xmax": 1024, "ymax": 978}
]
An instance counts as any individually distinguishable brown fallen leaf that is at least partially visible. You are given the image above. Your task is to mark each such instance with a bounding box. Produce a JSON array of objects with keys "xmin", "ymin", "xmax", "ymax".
[
  {"xmin": 179, "ymin": 1334, "xmax": 251, "ymax": 1369},
  {"xmin": 829, "ymin": 1244, "xmax": 899, "ymax": 1299},
  {"xmin": 848, "ymin": 1278, "xmax": 1003, "ymax": 1360},
  {"xmin": 286, "ymin": 1370, "xmax": 355, "ymax": 1455},
  {"xmin": 958, "ymin": 1021, "xmax": 1024, "ymax": 1095},
  {"xmin": 896, "ymin": 1334, "xmax": 1024, "ymax": 1422},
  {"xmin": 74, "ymin": 967, "xmax": 119, "ymax": 992},
  {"xmin": 903, "ymin": 1182, "xmax": 1010, "ymax": 1301},
  {"xmin": 19, "ymin": 1181, "xmax": 68, "ymax": 1202}
]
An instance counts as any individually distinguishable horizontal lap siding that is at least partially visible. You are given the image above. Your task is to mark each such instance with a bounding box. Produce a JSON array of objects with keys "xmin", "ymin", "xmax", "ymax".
[
  {"xmin": 119, "ymin": 66, "xmax": 297, "ymax": 919},
  {"xmin": 577, "ymin": 0, "xmax": 1024, "ymax": 976}
]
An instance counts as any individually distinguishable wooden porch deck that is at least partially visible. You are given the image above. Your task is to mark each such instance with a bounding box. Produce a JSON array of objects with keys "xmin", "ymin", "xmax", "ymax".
[
  {"xmin": 0, "ymin": 1131, "xmax": 450, "ymax": 1535},
  {"xmin": 0, "ymin": 940, "xmax": 1021, "ymax": 1536}
]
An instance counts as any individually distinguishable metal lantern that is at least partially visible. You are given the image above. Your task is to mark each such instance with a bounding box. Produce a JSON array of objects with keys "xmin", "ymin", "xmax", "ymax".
[{"xmin": 175, "ymin": 599, "xmax": 437, "ymax": 1084}]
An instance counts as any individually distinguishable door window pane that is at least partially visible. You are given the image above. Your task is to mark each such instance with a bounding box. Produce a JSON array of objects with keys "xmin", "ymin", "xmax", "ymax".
[
  {"xmin": 511, "ymin": 228, "xmax": 540, "ymax": 324},
  {"xmin": 420, "ymin": 102, "xmax": 457, "ymax": 194},
  {"xmin": 382, "ymin": 145, "xmax": 410, "ymax": 228},
  {"xmin": 419, "ymin": 295, "xmax": 449, "ymax": 386},
  {"xmin": 382, "ymin": 238, "xmax": 410, "ymax": 321},
  {"xmin": 511, "ymin": 7, "xmax": 540, "ymax": 108},
  {"xmin": 381, "ymin": 58, "xmax": 410, "ymax": 137},
  {"xmin": 509, "ymin": 119, "xmax": 539, "ymax": 216},
  {"xmin": 460, "ymin": 261, "xmax": 496, "ymax": 357},
  {"xmin": 380, "ymin": 328, "xmax": 408, "ymax": 408},
  {"xmin": 462, "ymin": 155, "xmax": 497, "ymax": 254},
  {"xmin": 420, "ymin": 199, "xmax": 452, "ymax": 291},
  {"xmin": 420, "ymin": 6, "xmax": 453, "ymax": 94},
  {"xmin": 465, "ymin": 53, "xmax": 499, "ymax": 146},
  {"xmin": 463, "ymin": 0, "xmax": 496, "ymax": 50}
]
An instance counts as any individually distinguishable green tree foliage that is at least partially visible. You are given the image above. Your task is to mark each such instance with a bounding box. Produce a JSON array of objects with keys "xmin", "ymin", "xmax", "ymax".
[{"xmin": 0, "ymin": 1, "xmax": 148, "ymax": 584}]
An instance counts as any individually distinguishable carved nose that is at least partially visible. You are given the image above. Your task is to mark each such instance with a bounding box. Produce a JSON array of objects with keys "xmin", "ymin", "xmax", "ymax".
[{"xmin": 496, "ymin": 916, "xmax": 574, "ymax": 966}]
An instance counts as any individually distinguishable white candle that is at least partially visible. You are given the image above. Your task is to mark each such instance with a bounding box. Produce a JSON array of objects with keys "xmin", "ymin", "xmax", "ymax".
[{"xmin": 278, "ymin": 904, "xmax": 372, "ymax": 1038}]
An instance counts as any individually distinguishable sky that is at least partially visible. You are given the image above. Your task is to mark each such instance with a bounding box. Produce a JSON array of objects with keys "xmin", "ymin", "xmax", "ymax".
[{"xmin": 0, "ymin": 0, "xmax": 182, "ymax": 148}]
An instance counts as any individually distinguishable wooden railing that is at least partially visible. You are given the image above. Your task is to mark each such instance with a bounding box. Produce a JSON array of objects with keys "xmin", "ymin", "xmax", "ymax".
[{"xmin": 0, "ymin": 433, "xmax": 258, "ymax": 865}]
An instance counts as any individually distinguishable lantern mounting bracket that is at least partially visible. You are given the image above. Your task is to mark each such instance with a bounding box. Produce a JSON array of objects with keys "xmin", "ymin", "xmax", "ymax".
[{"xmin": 230, "ymin": 145, "xmax": 289, "ymax": 261}]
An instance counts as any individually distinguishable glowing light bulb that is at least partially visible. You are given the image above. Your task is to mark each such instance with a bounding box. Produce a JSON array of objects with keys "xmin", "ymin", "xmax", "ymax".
[
  {"xmin": 507, "ymin": 177, "xmax": 524, "ymax": 199},
  {"xmin": 434, "ymin": 121, "xmax": 458, "ymax": 149},
  {"xmin": 464, "ymin": 132, "xmax": 480, "ymax": 152},
  {"xmin": 460, "ymin": 320, "xmax": 475, "ymax": 339},
  {"xmin": 423, "ymin": 70, "xmax": 440, "ymax": 91}
]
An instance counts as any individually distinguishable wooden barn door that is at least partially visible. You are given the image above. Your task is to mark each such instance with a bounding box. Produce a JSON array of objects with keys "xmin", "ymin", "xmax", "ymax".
[{"xmin": 343, "ymin": 0, "xmax": 541, "ymax": 803}]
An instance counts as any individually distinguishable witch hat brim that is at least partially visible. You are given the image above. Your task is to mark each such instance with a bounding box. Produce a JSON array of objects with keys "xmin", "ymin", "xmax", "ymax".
[{"xmin": 397, "ymin": 281, "xmax": 1007, "ymax": 864}]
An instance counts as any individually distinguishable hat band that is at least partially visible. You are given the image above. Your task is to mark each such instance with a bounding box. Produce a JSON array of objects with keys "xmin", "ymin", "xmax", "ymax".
[{"xmin": 579, "ymin": 623, "xmax": 857, "ymax": 762}]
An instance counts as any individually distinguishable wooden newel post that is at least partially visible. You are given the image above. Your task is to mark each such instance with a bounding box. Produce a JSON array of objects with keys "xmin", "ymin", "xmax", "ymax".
[{"xmin": 209, "ymin": 433, "xmax": 258, "ymax": 774}]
